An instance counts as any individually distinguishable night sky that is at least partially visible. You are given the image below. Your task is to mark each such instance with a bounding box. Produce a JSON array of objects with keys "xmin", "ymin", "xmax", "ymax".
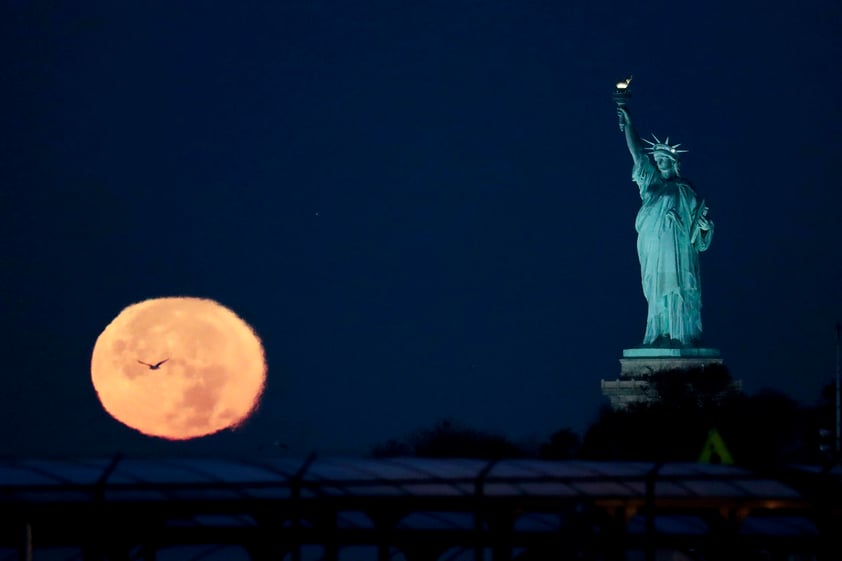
[{"xmin": 2, "ymin": 1, "xmax": 841, "ymax": 458}]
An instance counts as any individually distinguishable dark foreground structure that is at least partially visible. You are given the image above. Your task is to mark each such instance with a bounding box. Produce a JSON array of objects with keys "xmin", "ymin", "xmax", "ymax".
[{"xmin": 1, "ymin": 456, "xmax": 840, "ymax": 560}]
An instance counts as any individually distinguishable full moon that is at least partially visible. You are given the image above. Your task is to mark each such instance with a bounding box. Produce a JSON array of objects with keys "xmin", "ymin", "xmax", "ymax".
[{"xmin": 91, "ymin": 297, "xmax": 266, "ymax": 440}]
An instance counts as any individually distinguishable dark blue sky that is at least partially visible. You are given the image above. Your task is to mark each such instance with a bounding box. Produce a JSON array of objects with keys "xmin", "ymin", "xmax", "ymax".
[{"xmin": 2, "ymin": 1, "xmax": 841, "ymax": 457}]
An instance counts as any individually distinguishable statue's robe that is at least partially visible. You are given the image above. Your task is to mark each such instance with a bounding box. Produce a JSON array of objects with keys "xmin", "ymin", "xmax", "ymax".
[{"xmin": 632, "ymin": 157, "xmax": 713, "ymax": 346}]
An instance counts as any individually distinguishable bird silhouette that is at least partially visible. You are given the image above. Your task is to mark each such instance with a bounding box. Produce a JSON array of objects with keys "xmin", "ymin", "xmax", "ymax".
[{"xmin": 137, "ymin": 358, "xmax": 169, "ymax": 370}]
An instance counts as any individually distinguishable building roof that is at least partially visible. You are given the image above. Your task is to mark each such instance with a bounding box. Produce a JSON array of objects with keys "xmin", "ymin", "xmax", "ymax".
[
  {"xmin": 0, "ymin": 456, "xmax": 805, "ymax": 503},
  {"xmin": 0, "ymin": 456, "xmax": 836, "ymax": 559}
]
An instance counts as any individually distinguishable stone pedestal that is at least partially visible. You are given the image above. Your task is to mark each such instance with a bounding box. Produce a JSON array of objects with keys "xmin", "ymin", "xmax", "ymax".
[{"xmin": 601, "ymin": 347, "xmax": 726, "ymax": 409}]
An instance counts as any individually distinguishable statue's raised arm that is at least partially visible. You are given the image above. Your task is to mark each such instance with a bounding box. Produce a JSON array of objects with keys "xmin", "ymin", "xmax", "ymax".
[{"xmin": 617, "ymin": 106, "xmax": 646, "ymax": 168}]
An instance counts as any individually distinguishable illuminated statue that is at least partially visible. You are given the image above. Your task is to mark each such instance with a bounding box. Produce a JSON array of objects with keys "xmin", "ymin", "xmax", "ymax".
[{"xmin": 615, "ymin": 89, "xmax": 713, "ymax": 348}]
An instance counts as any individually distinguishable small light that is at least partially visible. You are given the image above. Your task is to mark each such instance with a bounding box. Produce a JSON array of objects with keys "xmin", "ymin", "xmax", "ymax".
[{"xmin": 616, "ymin": 81, "xmax": 628, "ymax": 90}]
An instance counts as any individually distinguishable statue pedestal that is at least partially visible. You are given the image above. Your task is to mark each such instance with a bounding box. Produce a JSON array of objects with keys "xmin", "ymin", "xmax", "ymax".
[{"xmin": 601, "ymin": 347, "xmax": 727, "ymax": 409}]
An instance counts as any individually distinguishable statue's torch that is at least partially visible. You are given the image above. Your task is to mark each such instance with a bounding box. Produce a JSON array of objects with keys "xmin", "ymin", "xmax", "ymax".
[{"xmin": 613, "ymin": 75, "xmax": 632, "ymax": 131}]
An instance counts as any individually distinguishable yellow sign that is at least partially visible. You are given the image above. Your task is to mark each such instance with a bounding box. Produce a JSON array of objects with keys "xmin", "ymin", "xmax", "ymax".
[{"xmin": 699, "ymin": 428, "xmax": 734, "ymax": 465}]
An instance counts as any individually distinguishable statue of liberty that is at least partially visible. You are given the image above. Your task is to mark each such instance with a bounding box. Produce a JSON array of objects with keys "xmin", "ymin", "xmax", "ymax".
[{"xmin": 615, "ymin": 86, "xmax": 714, "ymax": 348}]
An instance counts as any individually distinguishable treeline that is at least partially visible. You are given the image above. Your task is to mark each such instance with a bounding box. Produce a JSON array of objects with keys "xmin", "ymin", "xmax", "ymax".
[{"xmin": 371, "ymin": 366, "xmax": 839, "ymax": 469}]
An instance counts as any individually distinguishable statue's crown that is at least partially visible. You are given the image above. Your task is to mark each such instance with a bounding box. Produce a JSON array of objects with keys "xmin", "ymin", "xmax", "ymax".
[{"xmin": 644, "ymin": 134, "xmax": 688, "ymax": 160}]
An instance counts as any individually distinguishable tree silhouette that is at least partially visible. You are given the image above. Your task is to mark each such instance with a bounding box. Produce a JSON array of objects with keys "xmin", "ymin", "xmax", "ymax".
[
  {"xmin": 539, "ymin": 428, "xmax": 582, "ymax": 460},
  {"xmin": 579, "ymin": 364, "xmax": 825, "ymax": 469},
  {"xmin": 370, "ymin": 419, "xmax": 525, "ymax": 459},
  {"xmin": 369, "ymin": 369, "xmax": 834, "ymax": 469}
]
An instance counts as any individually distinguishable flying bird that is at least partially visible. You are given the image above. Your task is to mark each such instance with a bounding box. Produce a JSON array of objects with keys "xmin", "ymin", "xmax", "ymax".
[{"xmin": 137, "ymin": 358, "xmax": 169, "ymax": 370}]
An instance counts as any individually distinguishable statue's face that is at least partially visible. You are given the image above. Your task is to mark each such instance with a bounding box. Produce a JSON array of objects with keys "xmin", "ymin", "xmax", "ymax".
[{"xmin": 654, "ymin": 154, "xmax": 675, "ymax": 176}]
